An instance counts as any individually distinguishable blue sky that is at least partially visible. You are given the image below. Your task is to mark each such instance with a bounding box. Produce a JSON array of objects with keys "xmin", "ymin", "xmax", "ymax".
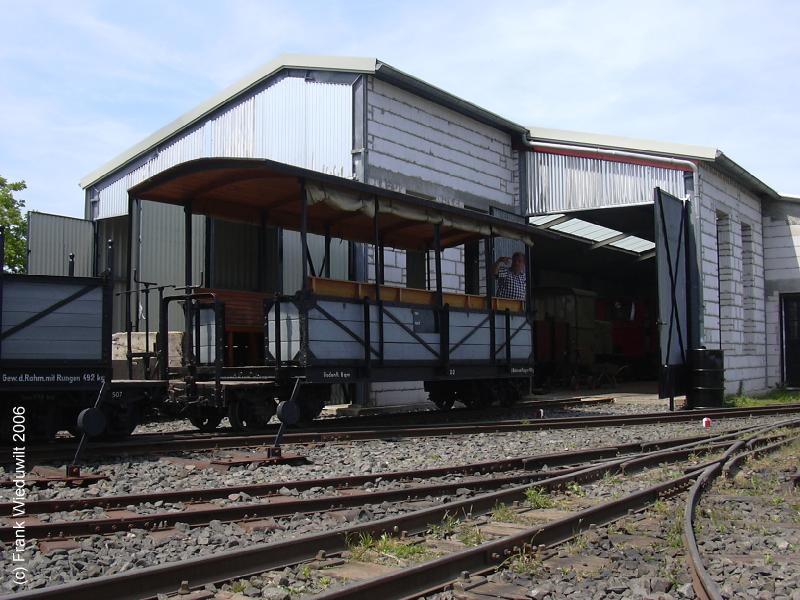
[{"xmin": 2, "ymin": 0, "xmax": 798, "ymax": 217}]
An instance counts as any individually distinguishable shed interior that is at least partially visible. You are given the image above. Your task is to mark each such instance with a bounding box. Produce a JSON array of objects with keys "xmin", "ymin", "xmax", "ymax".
[{"xmin": 527, "ymin": 204, "xmax": 659, "ymax": 388}]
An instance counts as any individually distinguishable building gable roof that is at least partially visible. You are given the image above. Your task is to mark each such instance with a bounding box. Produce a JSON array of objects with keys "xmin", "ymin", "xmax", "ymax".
[{"xmin": 80, "ymin": 54, "xmax": 524, "ymax": 189}]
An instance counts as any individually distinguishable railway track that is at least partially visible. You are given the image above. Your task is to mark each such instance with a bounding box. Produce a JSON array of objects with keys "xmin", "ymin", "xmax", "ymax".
[
  {"xmin": 8, "ymin": 418, "xmax": 798, "ymax": 599},
  {"xmin": 9, "ymin": 402, "xmax": 800, "ymax": 464},
  {"xmin": 0, "ymin": 428, "xmax": 752, "ymax": 542},
  {"xmin": 135, "ymin": 395, "xmax": 618, "ymax": 438},
  {"xmin": 684, "ymin": 429, "xmax": 800, "ymax": 600}
]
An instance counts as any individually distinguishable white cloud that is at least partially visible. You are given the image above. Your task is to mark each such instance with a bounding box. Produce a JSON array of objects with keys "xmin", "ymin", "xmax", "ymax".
[{"xmin": 1, "ymin": 0, "xmax": 799, "ymax": 217}]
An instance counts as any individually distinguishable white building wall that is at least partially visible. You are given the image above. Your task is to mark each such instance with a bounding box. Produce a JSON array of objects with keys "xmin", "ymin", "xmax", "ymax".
[
  {"xmin": 364, "ymin": 76, "xmax": 517, "ymax": 406},
  {"xmin": 366, "ymin": 77, "xmax": 518, "ymax": 210},
  {"xmin": 697, "ymin": 165, "xmax": 767, "ymax": 394},
  {"xmin": 763, "ymin": 197, "xmax": 800, "ymax": 386}
]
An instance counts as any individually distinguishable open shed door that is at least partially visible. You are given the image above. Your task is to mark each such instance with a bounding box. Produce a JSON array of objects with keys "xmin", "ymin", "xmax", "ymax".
[{"xmin": 654, "ymin": 188, "xmax": 698, "ymax": 399}]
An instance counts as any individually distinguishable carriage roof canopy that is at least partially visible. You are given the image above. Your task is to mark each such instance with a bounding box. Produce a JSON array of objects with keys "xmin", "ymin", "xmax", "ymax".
[{"xmin": 128, "ymin": 158, "xmax": 536, "ymax": 251}]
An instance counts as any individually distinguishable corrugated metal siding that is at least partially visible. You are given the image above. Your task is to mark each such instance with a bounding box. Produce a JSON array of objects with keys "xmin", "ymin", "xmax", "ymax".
[
  {"xmin": 282, "ymin": 231, "xmax": 349, "ymax": 293},
  {"xmin": 138, "ymin": 201, "xmax": 206, "ymax": 329},
  {"xmin": 528, "ymin": 151, "xmax": 687, "ymax": 214},
  {"xmin": 96, "ymin": 216, "xmax": 129, "ymax": 332},
  {"xmin": 27, "ymin": 212, "xmax": 94, "ymax": 276},
  {"xmin": 92, "ymin": 76, "xmax": 353, "ymax": 219},
  {"xmin": 212, "ymin": 219, "xmax": 268, "ymax": 291}
]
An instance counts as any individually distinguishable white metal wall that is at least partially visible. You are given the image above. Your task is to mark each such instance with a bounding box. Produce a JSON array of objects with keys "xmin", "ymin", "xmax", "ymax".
[
  {"xmin": 366, "ymin": 77, "xmax": 518, "ymax": 209},
  {"xmin": 697, "ymin": 164, "xmax": 767, "ymax": 393},
  {"xmin": 529, "ymin": 151, "xmax": 687, "ymax": 214},
  {"xmin": 27, "ymin": 212, "xmax": 95, "ymax": 277},
  {"xmin": 91, "ymin": 76, "xmax": 354, "ymax": 219}
]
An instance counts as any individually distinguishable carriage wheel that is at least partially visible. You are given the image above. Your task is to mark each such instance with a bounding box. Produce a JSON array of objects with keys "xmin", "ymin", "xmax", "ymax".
[
  {"xmin": 102, "ymin": 403, "xmax": 141, "ymax": 439},
  {"xmin": 189, "ymin": 412, "xmax": 223, "ymax": 432},
  {"xmin": 429, "ymin": 386, "xmax": 455, "ymax": 411},
  {"xmin": 297, "ymin": 385, "xmax": 329, "ymax": 423},
  {"xmin": 227, "ymin": 396, "xmax": 275, "ymax": 432},
  {"xmin": 499, "ymin": 380, "xmax": 521, "ymax": 407},
  {"xmin": 459, "ymin": 385, "xmax": 489, "ymax": 409},
  {"xmin": 482, "ymin": 381, "xmax": 507, "ymax": 407}
]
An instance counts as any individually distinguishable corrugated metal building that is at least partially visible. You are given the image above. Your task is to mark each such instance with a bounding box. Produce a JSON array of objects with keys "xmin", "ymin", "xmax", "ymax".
[{"xmin": 26, "ymin": 54, "xmax": 794, "ymax": 399}]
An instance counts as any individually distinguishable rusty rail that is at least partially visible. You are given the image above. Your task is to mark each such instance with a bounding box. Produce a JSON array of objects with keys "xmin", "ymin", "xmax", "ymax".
[
  {"xmin": 683, "ymin": 423, "xmax": 800, "ymax": 600},
  {"xmin": 12, "ymin": 402, "xmax": 800, "ymax": 464}
]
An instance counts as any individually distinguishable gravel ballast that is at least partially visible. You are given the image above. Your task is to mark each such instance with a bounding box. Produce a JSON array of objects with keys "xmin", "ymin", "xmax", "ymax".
[{"xmin": 1, "ymin": 409, "xmax": 795, "ymax": 595}]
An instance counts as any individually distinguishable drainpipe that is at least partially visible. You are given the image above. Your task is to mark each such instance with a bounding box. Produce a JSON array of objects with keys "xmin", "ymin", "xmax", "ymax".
[{"xmin": 521, "ymin": 137, "xmax": 705, "ymax": 348}]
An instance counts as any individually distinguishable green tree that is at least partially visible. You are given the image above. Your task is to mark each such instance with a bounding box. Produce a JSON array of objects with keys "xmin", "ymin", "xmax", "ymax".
[{"xmin": 0, "ymin": 176, "xmax": 27, "ymax": 273}]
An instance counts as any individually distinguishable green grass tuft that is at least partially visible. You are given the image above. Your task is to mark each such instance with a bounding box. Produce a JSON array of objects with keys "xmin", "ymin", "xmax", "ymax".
[
  {"xmin": 525, "ymin": 486, "xmax": 553, "ymax": 509},
  {"xmin": 724, "ymin": 388, "xmax": 800, "ymax": 408}
]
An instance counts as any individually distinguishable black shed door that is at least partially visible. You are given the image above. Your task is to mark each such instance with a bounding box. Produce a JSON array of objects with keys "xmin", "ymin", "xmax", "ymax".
[
  {"xmin": 783, "ymin": 295, "xmax": 800, "ymax": 387},
  {"xmin": 654, "ymin": 188, "xmax": 696, "ymax": 398}
]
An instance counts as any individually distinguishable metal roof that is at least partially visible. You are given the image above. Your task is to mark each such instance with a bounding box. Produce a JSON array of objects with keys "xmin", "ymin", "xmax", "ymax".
[
  {"xmin": 529, "ymin": 212, "xmax": 655, "ymax": 256},
  {"xmin": 79, "ymin": 52, "xmax": 781, "ymax": 206},
  {"xmin": 528, "ymin": 126, "xmax": 718, "ymax": 160},
  {"xmin": 80, "ymin": 54, "xmax": 524, "ymax": 189}
]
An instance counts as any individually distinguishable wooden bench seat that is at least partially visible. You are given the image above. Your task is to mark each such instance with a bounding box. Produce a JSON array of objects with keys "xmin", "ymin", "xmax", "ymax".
[{"xmin": 307, "ymin": 277, "xmax": 524, "ymax": 313}]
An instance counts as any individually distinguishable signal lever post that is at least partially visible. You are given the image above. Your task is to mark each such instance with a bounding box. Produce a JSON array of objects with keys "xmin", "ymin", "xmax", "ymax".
[
  {"xmin": 271, "ymin": 377, "xmax": 304, "ymax": 457},
  {"xmin": 68, "ymin": 379, "xmax": 108, "ymax": 478}
]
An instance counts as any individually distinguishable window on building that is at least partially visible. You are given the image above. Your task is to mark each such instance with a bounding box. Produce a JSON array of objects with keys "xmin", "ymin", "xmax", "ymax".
[
  {"xmin": 741, "ymin": 222, "xmax": 756, "ymax": 349},
  {"xmin": 716, "ymin": 211, "xmax": 734, "ymax": 350}
]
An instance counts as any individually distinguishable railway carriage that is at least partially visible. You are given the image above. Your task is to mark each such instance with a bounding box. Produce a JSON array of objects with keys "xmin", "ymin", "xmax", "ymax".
[
  {"xmin": 131, "ymin": 158, "xmax": 536, "ymax": 431},
  {"xmin": 0, "ymin": 157, "xmax": 537, "ymax": 437}
]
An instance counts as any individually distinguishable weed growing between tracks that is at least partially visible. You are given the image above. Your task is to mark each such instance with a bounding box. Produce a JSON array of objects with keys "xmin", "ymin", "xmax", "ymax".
[
  {"xmin": 501, "ymin": 547, "xmax": 543, "ymax": 576},
  {"xmin": 344, "ymin": 531, "xmax": 436, "ymax": 563},
  {"xmin": 456, "ymin": 524, "xmax": 485, "ymax": 547},
  {"xmin": 524, "ymin": 486, "xmax": 553, "ymax": 509},
  {"xmin": 429, "ymin": 512, "xmax": 460, "ymax": 538}
]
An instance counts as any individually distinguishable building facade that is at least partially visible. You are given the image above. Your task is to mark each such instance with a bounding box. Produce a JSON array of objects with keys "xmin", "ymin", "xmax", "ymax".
[{"xmin": 26, "ymin": 54, "xmax": 796, "ymax": 400}]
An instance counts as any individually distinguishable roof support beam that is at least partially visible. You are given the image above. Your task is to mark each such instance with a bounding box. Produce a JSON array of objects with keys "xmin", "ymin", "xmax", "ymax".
[
  {"xmin": 590, "ymin": 233, "xmax": 628, "ymax": 250},
  {"xmin": 636, "ymin": 250, "xmax": 656, "ymax": 262},
  {"xmin": 538, "ymin": 215, "xmax": 572, "ymax": 229}
]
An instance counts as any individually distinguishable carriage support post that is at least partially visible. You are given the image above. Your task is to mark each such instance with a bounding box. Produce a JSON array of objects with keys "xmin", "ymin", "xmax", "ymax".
[
  {"xmin": 300, "ymin": 179, "xmax": 309, "ymax": 292},
  {"xmin": 484, "ymin": 236, "xmax": 496, "ymax": 363},
  {"xmin": 184, "ymin": 201, "xmax": 194, "ymax": 370}
]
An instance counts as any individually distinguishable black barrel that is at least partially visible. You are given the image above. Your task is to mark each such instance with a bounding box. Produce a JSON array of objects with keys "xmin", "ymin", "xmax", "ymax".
[{"xmin": 686, "ymin": 348, "xmax": 725, "ymax": 408}]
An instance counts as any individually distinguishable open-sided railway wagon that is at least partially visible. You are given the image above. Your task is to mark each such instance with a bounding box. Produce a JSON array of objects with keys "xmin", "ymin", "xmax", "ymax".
[{"xmin": 122, "ymin": 158, "xmax": 537, "ymax": 432}]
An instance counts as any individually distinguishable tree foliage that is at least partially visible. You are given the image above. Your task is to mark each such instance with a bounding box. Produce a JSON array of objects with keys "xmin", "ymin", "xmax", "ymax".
[{"xmin": 0, "ymin": 176, "xmax": 27, "ymax": 273}]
